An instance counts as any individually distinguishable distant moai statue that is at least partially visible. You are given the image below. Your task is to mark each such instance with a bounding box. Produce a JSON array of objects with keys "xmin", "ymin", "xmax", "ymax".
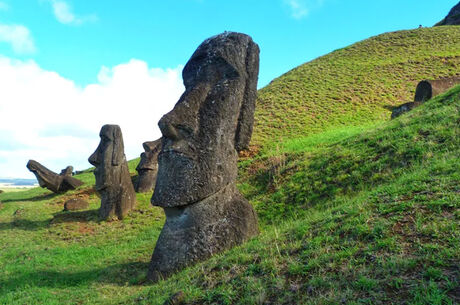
[
  {"xmin": 135, "ymin": 139, "xmax": 162, "ymax": 193},
  {"xmin": 88, "ymin": 124, "xmax": 136, "ymax": 220},
  {"xmin": 391, "ymin": 77, "xmax": 460, "ymax": 119}
]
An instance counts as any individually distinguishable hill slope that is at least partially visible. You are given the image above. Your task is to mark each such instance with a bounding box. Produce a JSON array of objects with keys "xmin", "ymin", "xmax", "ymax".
[
  {"xmin": 0, "ymin": 86, "xmax": 458, "ymax": 304},
  {"xmin": 0, "ymin": 27, "xmax": 459, "ymax": 304},
  {"xmin": 252, "ymin": 26, "xmax": 460, "ymax": 146}
]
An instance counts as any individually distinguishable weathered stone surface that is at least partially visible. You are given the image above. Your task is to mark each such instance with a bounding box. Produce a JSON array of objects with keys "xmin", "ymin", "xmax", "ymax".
[
  {"xmin": 148, "ymin": 32, "xmax": 260, "ymax": 281},
  {"xmin": 135, "ymin": 139, "xmax": 162, "ymax": 193},
  {"xmin": 88, "ymin": 125, "xmax": 136, "ymax": 220},
  {"xmin": 435, "ymin": 2, "xmax": 460, "ymax": 26},
  {"xmin": 64, "ymin": 198, "xmax": 89, "ymax": 211},
  {"xmin": 26, "ymin": 160, "xmax": 83, "ymax": 193},
  {"xmin": 149, "ymin": 184, "xmax": 259, "ymax": 281},
  {"xmin": 392, "ymin": 78, "xmax": 460, "ymax": 118}
]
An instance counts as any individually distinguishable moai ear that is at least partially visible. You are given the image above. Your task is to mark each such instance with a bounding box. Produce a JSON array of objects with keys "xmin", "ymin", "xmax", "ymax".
[
  {"xmin": 235, "ymin": 40, "xmax": 260, "ymax": 152},
  {"xmin": 111, "ymin": 127, "xmax": 123, "ymax": 166}
]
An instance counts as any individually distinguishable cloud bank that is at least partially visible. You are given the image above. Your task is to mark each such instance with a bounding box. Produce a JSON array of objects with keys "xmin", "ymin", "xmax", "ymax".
[{"xmin": 0, "ymin": 57, "xmax": 184, "ymax": 178}]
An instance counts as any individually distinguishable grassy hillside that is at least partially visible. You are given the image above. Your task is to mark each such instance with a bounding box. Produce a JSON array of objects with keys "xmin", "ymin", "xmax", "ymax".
[
  {"xmin": 1, "ymin": 27, "xmax": 459, "ymax": 304},
  {"xmin": 1, "ymin": 85, "xmax": 458, "ymax": 304},
  {"xmin": 253, "ymin": 26, "xmax": 460, "ymax": 146}
]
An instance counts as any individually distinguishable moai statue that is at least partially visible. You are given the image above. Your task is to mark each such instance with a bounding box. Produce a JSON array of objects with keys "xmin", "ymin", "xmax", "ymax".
[
  {"xmin": 147, "ymin": 32, "xmax": 260, "ymax": 281},
  {"xmin": 88, "ymin": 124, "xmax": 136, "ymax": 220},
  {"xmin": 26, "ymin": 160, "xmax": 83, "ymax": 193},
  {"xmin": 135, "ymin": 139, "xmax": 162, "ymax": 193}
]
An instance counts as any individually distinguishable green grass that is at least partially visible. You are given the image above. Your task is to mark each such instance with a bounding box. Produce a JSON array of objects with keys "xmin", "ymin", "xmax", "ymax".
[
  {"xmin": 1, "ymin": 86, "xmax": 458, "ymax": 304},
  {"xmin": 0, "ymin": 29, "xmax": 459, "ymax": 304},
  {"xmin": 253, "ymin": 26, "xmax": 460, "ymax": 146}
]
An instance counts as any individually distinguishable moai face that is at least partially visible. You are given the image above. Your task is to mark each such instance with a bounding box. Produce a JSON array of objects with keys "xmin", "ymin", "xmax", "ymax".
[
  {"xmin": 152, "ymin": 32, "xmax": 259, "ymax": 208},
  {"xmin": 88, "ymin": 125, "xmax": 125, "ymax": 192},
  {"xmin": 136, "ymin": 139, "xmax": 162, "ymax": 193},
  {"xmin": 26, "ymin": 160, "xmax": 62, "ymax": 190}
]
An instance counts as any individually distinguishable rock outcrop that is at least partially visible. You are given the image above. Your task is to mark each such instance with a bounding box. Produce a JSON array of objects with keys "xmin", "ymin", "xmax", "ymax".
[
  {"xmin": 64, "ymin": 198, "xmax": 89, "ymax": 211},
  {"xmin": 147, "ymin": 32, "xmax": 260, "ymax": 281},
  {"xmin": 135, "ymin": 139, "xmax": 162, "ymax": 193},
  {"xmin": 88, "ymin": 125, "xmax": 136, "ymax": 220},
  {"xmin": 435, "ymin": 1, "xmax": 460, "ymax": 26},
  {"xmin": 26, "ymin": 160, "xmax": 83, "ymax": 193}
]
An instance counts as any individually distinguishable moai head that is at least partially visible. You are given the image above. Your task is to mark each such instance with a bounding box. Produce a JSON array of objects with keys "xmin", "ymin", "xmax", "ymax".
[
  {"xmin": 26, "ymin": 160, "xmax": 63, "ymax": 192},
  {"xmin": 88, "ymin": 125, "xmax": 126, "ymax": 192},
  {"xmin": 152, "ymin": 32, "xmax": 260, "ymax": 207},
  {"xmin": 135, "ymin": 139, "xmax": 162, "ymax": 193}
]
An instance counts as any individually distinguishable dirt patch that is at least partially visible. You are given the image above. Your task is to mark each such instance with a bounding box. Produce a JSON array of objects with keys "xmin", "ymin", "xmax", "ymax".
[
  {"xmin": 50, "ymin": 187, "xmax": 97, "ymax": 206},
  {"xmin": 238, "ymin": 145, "xmax": 260, "ymax": 159}
]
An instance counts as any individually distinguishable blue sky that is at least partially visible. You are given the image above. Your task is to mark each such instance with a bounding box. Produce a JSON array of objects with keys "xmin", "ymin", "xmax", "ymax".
[{"xmin": 0, "ymin": 0, "xmax": 457, "ymax": 178}]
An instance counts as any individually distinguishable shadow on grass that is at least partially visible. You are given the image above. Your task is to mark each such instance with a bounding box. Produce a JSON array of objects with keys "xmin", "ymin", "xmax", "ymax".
[
  {"xmin": 1, "ymin": 192, "xmax": 58, "ymax": 203},
  {"xmin": 0, "ymin": 218, "xmax": 51, "ymax": 231},
  {"xmin": 51, "ymin": 209, "xmax": 100, "ymax": 224},
  {"xmin": 0, "ymin": 209, "xmax": 100, "ymax": 231},
  {"xmin": 0, "ymin": 262, "xmax": 151, "ymax": 293}
]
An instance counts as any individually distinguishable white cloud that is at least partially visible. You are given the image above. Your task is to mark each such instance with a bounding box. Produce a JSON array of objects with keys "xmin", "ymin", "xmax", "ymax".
[
  {"xmin": 0, "ymin": 2, "xmax": 9, "ymax": 11},
  {"xmin": 0, "ymin": 57, "xmax": 184, "ymax": 178},
  {"xmin": 0, "ymin": 24, "xmax": 36, "ymax": 54},
  {"xmin": 285, "ymin": 0, "xmax": 308, "ymax": 19},
  {"xmin": 49, "ymin": 0, "xmax": 97, "ymax": 25},
  {"xmin": 284, "ymin": 0, "xmax": 326, "ymax": 19}
]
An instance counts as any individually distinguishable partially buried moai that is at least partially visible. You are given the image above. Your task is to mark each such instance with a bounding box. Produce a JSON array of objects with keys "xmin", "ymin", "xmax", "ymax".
[
  {"xmin": 147, "ymin": 32, "xmax": 260, "ymax": 281},
  {"xmin": 88, "ymin": 124, "xmax": 136, "ymax": 220},
  {"xmin": 135, "ymin": 139, "xmax": 162, "ymax": 193}
]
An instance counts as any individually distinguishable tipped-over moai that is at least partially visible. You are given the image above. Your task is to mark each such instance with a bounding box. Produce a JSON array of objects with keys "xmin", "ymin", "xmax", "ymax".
[
  {"xmin": 89, "ymin": 124, "xmax": 136, "ymax": 220},
  {"xmin": 147, "ymin": 32, "xmax": 260, "ymax": 281},
  {"xmin": 26, "ymin": 160, "xmax": 83, "ymax": 193},
  {"xmin": 135, "ymin": 139, "xmax": 162, "ymax": 193}
]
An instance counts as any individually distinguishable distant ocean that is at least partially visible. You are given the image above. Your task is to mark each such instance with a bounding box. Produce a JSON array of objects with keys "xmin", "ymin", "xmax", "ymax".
[{"xmin": 0, "ymin": 178, "xmax": 38, "ymax": 189}]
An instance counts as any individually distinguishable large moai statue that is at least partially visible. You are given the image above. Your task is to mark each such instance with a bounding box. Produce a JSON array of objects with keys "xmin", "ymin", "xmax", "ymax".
[
  {"xmin": 147, "ymin": 32, "xmax": 260, "ymax": 281},
  {"xmin": 26, "ymin": 161, "xmax": 83, "ymax": 193},
  {"xmin": 135, "ymin": 139, "xmax": 162, "ymax": 193},
  {"xmin": 88, "ymin": 124, "xmax": 136, "ymax": 220}
]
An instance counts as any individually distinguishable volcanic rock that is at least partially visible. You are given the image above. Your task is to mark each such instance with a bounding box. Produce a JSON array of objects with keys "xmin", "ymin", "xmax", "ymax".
[
  {"xmin": 436, "ymin": 2, "xmax": 460, "ymax": 26},
  {"xmin": 64, "ymin": 198, "xmax": 89, "ymax": 211}
]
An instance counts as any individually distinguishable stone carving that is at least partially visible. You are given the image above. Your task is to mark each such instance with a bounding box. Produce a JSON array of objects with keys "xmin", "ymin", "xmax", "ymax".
[
  {"xmin": 414, "ymin": 78, "xmax": 460, "ymax": 102},
  {"xmin": 26, "ymin": 160, "xmax": 83, "ymax": 193},
  {"xmin": 392, "ymin": 77, "xmax": 460, "ymax": 118},
  {"xmin": 88, "ymin": 124, "xmax": 136, "ymax": 220},
  {"xmin": 147, "ymin": 32, "xmax": 260, "ymax": 281},
  {"xmin": 135, "ymin": 139, "xmax": 162, "ymax": 193},
  {"xmin": 64, "ymin": 198, "xmax": 89, "ymax": 211},
  {"xmin": 435, "ymin": 2, "xmax": 460, "ymax": 26}
]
